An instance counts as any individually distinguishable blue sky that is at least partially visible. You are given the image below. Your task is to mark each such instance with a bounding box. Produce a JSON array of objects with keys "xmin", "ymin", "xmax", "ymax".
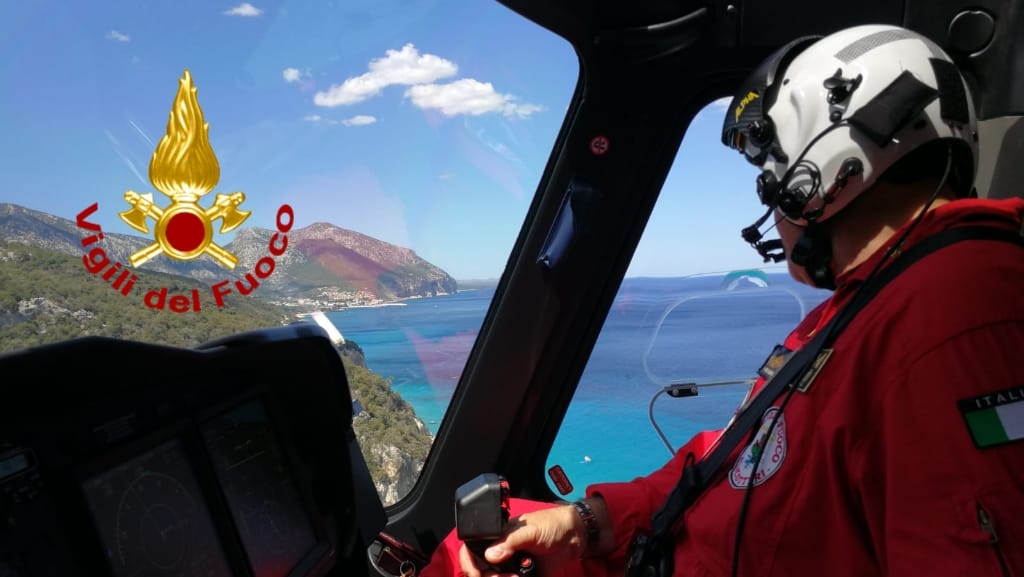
[{"xmin": 0, "ymin": 0, "xmax": 774, "ymax": 280}]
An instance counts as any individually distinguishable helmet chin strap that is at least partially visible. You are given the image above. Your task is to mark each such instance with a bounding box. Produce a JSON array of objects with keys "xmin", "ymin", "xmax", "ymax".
[{"xmin": 789, "ymin": 222, "xmax": 836, "ymax": 290}]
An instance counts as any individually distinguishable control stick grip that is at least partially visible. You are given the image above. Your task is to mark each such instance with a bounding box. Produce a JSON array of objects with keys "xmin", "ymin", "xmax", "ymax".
[{"xmin": 455, "ymin": 473, "xmax": 535, "ymax": 576}]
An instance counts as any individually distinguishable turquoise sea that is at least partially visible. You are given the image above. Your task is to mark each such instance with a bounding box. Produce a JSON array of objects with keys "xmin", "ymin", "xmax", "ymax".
[{"xmin": 325, "ymin": 274, "xmax": 830, "ymax": 500}]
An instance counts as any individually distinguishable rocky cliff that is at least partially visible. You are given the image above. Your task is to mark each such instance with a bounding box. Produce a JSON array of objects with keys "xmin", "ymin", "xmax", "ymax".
[
  {"xmin": 339, "ymin": 341, "xmax": 432, "ymax": 506},
  {"xmin": 230, "ymin": 222, "xmax": 457, "ymax": 302}
]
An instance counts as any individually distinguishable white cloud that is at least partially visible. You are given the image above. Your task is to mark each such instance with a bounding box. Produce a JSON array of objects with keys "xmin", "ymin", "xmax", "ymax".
[
  {"xmin": 312, "ymin": 43, "xmax": 543, "ymax": 120},
  {"xmin": 304, "ymin": 114, "xmax": 377, "ymax": 126},
  {"xmin": 342, "ymin": 115, "xmax": 377, "ymax": 126},
  {"xmin": 224, "ymin": 3, "xmax": 262, "ymax": 16},
  {"xmin": 438, "ymin": 173, "xmax": 455, "ymax": 180},
  {"xmin": 314, "ymin": 44, "xmax": 457, "ymax": 107},
  {"xmin": 283, "ymin": 68, "xmax": 315, "ymax": 90},
  {"xmin": 106, "ymin": 30, "xmax": 130, "ymax": 42},
  {"xmin": 405, "ymin": 79, "xmax": 543, "ymax": 118}
]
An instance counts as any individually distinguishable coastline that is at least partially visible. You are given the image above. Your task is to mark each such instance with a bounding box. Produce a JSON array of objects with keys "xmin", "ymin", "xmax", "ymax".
[{"xmin": 294, "ymin": 290, "xmax": 462, "ymax": 318}]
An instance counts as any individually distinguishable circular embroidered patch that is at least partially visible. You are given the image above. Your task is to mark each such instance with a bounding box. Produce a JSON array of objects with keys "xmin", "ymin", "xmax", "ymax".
[{"xmin": 729, "ymin": 406, "xmax": 787, "ymax": 489}]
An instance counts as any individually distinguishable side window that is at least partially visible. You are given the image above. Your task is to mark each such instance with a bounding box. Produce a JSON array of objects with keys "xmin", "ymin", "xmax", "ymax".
[{"xmin": 544, "ymin": 101, "xmax": 830, "ymax": 500}]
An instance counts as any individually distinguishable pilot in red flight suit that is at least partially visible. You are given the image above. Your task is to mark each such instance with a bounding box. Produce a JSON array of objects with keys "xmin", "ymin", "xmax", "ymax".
[{"xmin": 421, "ymin": 23, "xmax": 1024, "ymax": 577}]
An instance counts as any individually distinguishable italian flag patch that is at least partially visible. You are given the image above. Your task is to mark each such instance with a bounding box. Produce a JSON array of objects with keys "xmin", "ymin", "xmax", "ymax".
[{"xmin": 958, "ymin": 385, "xmax": 1024, "ymax": 448}]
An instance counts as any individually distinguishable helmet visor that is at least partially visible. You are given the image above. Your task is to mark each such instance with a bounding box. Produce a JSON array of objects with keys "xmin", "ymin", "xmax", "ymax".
[{"xmin": 723, "ymin": 116, "xmax": 770, "ymax": 166}]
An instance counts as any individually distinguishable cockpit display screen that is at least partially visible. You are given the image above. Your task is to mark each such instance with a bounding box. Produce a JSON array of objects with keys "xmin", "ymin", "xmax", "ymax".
[
  {"xmin": 0, "ymin": 450, "xmax": 33, "ymax": 481},
  {"xmin": 81, "ymin": 438, "xmax": 233, "ymax": 577},
  {"xmin": 201, "ymin": 399, "xmax": 318, "ymax": 577}
]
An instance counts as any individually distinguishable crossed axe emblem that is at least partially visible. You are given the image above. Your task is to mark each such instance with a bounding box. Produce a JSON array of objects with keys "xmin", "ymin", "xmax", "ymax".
[{"xmin": 119, "ymin": 191, "xmax": 250, "ymax": 269}]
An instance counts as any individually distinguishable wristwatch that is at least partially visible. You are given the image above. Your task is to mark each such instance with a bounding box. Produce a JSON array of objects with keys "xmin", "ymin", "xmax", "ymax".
[{"xmin": 573, "ymin": 499, "xmax": 600, "ymax": 548}]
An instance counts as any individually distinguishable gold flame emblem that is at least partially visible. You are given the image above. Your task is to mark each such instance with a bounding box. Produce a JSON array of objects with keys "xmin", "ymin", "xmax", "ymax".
[{"xmin": 119, "ymin": 70, "xmax": 250, "ymax": 269}]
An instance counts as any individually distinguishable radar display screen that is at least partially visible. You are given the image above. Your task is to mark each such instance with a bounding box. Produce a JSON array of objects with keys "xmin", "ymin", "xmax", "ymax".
[
  {"xmin": 201, "ymin": 399, "xmax": 317, "ymax": 577},
  {"xmin": 81, "ymin": 438, "xmax": 232, "ymax": 577}
]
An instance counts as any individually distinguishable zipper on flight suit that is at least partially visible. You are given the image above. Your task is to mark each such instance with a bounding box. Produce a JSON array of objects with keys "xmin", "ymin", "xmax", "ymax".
[{"xmin": 977, "ymin": 502, "xmax": 1011, "ymax": 577}]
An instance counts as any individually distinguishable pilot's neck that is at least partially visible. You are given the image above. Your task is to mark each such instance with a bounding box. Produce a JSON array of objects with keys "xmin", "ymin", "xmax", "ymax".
[{"xmin": 829, "ymin": 180, "xmax": 955, "ymax": 278}]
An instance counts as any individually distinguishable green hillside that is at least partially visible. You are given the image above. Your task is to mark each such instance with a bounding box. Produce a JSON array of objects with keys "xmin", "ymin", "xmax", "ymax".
[{"xmin": 0, "ymin": 240, "xmax": 288, "ymax": 352}]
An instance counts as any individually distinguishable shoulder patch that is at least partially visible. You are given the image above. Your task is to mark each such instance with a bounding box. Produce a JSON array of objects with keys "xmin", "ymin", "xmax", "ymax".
[
  {"xmin": 794, "ymin": 348, "xmax": 834, "ymax": 393},
  {"xmin": 729, "ymin": 407, "xmax": 787, "ymax": 489},
  {"xmin": 757, "ymin": 344, "xmax": 793, "ymax": 381},
  {"xmin": 958, "ymin": 384, "xmax": 1024, "ymax": 449}
]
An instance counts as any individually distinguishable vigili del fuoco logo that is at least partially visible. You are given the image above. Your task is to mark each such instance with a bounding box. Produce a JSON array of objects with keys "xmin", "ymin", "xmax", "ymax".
[{"xmin": 75, "ymin": 70, "xmax": 293, "ymax": 313}]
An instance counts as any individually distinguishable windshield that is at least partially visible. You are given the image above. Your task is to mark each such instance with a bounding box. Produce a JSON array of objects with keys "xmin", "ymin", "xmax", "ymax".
[
  {"xmin": 1, "ymin": 0, "xmax": 577, "ymax": 505},
  {"xmin": 1, "ymin": 1, "xmax": 828, "ymax": 509}
]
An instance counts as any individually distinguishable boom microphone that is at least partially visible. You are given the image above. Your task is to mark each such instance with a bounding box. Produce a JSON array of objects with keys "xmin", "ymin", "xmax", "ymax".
[
  {"xmin": 754, "ymin": 239, "xmax": 785, "ymax": 262},
  {"xmin": 741, "ymin": 207, "xmax": 786, "ymax": 263}
]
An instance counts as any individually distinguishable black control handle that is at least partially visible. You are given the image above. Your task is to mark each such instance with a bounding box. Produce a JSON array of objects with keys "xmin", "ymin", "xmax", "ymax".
[{"xmin": 455, "ymin": 473, "xmax": 535, "ymax": 576}]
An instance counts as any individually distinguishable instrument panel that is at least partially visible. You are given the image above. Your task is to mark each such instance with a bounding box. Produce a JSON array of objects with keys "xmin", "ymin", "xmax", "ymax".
[{"xmin": 0, "ymin": 325, "xmax": 385, "ymax": 577}]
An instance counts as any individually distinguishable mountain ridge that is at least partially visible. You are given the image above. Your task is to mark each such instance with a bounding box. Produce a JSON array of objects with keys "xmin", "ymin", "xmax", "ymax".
[{"xmin": 0, "ymin": 203, "xmax": 457, "ymax": 308}]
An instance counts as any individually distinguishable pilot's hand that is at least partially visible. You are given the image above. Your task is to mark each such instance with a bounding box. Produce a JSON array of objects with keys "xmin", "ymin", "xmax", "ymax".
[{"xmin": 457, "ymin": 504, "xmax": 586, "ymax": 577}]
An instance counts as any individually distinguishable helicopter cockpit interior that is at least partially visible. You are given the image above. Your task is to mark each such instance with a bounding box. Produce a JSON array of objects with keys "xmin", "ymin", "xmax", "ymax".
[
  {"xmin": 0, "ymin": 325, "xmax": 385, "ymax": 577},
  {"xmin": 1, "ymin": 0, "xmax": 1021, "ymax": 576}
]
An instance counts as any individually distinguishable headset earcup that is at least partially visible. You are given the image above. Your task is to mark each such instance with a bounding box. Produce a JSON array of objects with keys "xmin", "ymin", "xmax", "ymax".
[
  {"xmin": 777, "ymin": 187, "xmax": 808, "ymax": 220},
  {"xmin": 756, "ymin": 171, "xmax": 779, "ymax": 206}
]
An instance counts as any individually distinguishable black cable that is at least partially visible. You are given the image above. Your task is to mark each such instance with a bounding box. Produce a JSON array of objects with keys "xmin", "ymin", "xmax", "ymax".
[
  {"xmin": 740, "ymin": 121, "xmax": 850, "ymax": 261},
  {"xmin": 860, "ymin": 145, "xmax": 953, "ymax": 282},
  {"xmin": 649, "ymin": 380, "xmax": 756, "ymax": 456},
  {"xmin": 782, "ymin": 159, "xmax": 824, "ymax": 220},
  {"xmin": 726, "ymin": 145, "xmax": 954, "ymax": 577},
  {"xmin": 730, "ymin": 380, "xmax": 801, "ymax": 577},
  {"xmin": 777, "ymin": 123, "xmax": 847, "ymax": 223}
]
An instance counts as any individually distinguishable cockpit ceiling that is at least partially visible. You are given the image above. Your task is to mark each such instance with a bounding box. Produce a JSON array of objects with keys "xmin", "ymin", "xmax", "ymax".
[{"xmin": 498, "ymin": 0, "xmax": 1024, "ymax": 118}]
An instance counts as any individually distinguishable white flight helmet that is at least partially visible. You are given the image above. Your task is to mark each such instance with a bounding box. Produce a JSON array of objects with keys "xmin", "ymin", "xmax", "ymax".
[{"xmin": 723, "ymin": 24, "xmax": 978, "ymax": 228}]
